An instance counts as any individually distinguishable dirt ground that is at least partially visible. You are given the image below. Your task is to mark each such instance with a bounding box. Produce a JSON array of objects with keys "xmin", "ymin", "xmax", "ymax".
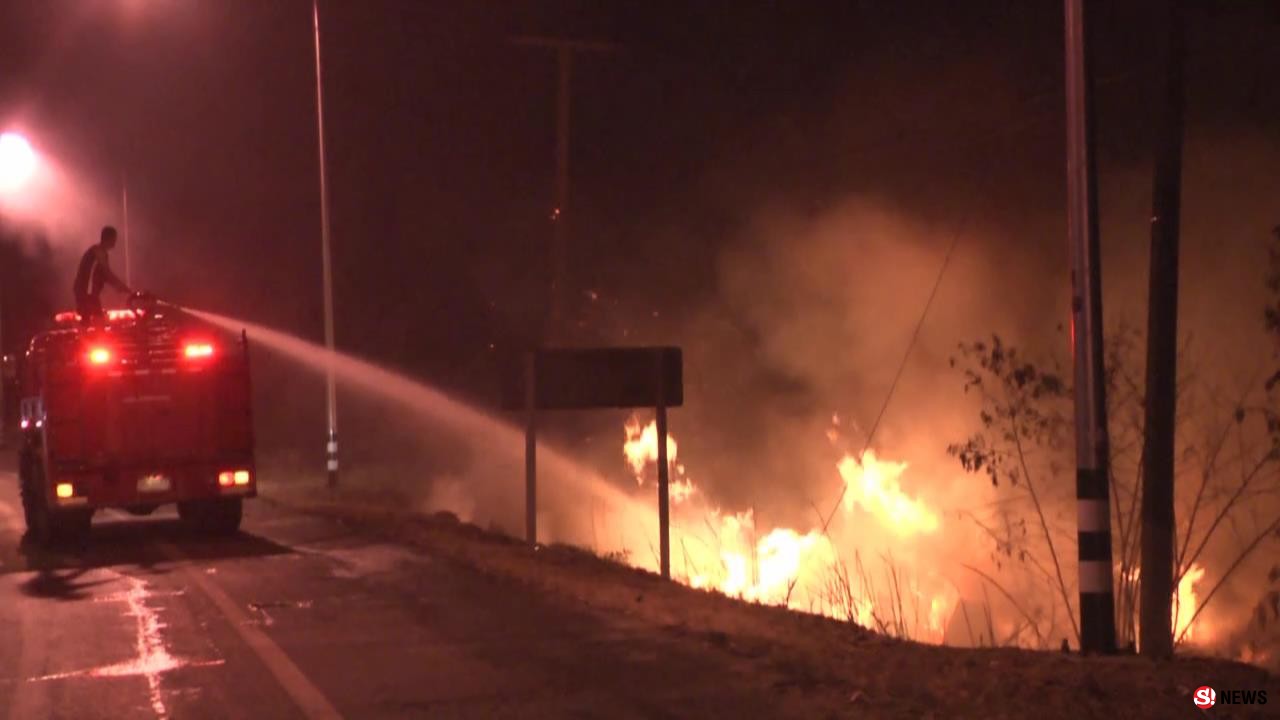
[{"xmin": 263, "ymin": 484, "xmax": 1279, "ymax": 720}]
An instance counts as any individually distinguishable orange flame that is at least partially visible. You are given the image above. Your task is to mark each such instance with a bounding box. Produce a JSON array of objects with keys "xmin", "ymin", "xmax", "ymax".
[
  {"xmin": 1175, "ymin": 564, "xmax": 1207, "ymax": 643},
  {"xmin": 611, "ymin": 418, "xmax": 1222, "ymax": 650},
  {"xmin": 617, "ymin": 417, "xmax": 957, "ymax": 643},
  {"xmin": 623, "ymin": 417, "xmax": 695, "ymax": 503},
  {"xmin": 837, "ymin": 450, "xmax": 940, "ymax": 536}
]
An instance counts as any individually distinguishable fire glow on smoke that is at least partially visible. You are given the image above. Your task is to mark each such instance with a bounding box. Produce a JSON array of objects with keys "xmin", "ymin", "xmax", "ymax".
[{"xmin": 618, "ymin": 414, "xmax": 1208, "ymax": 648}]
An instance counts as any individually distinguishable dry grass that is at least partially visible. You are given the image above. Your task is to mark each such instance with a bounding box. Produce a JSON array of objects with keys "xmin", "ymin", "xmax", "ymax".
[{"xmin": 261, "ymin": 483, "xmax": 1279, "ymax": 719}]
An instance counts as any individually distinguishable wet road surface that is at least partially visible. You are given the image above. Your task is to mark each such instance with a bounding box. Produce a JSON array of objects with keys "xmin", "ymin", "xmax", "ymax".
[{"xmin": 0, "ymin": 465, "xmax": 789, "ymax": 719}]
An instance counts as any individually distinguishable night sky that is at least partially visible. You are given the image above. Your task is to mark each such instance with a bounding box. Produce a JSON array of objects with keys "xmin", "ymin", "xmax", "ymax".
[{"xmin": 2, "ymin": 1, "xmax": 1278, "ymax": 485}]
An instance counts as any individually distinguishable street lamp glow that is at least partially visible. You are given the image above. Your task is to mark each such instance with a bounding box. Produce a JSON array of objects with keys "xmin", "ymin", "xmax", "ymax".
[{"xmin": 0, "ymin": 132, "xmax": 37, "ymax": 193}]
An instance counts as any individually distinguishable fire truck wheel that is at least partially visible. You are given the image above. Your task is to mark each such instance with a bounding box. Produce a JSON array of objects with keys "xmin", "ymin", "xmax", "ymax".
[{"xmin": 177, "ymin": 498, "xmax": 242, "ymax": 535}]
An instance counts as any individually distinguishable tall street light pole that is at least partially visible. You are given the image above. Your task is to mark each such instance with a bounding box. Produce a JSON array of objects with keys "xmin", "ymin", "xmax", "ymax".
[
  {"xmin": 1065, "ymin": 0, "xmax": 1117, "ymax": 655},
  {"xmin": 312, "ymin": 0, "xmax": 339, "ymax": 488},
  {"xmin": 510, "ymin": 36, "xmax": 617, "ymax": 347}
]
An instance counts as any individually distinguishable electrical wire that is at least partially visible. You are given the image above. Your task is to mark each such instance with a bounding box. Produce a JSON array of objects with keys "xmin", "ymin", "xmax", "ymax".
[{"xmin": 817, "ymin": 209, "xmax": 969, "ymax": 536}]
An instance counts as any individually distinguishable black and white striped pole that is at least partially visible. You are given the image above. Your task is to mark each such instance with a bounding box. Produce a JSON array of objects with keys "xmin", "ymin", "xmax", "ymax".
[{"xmin": 1065, "ymin": 0, "xmax": 1116, "ymax": 654}]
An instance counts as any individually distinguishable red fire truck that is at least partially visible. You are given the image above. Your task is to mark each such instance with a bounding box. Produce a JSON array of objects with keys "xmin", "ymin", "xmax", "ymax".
[{"xmin": 15, "ymin": 294, "xmax": 256, "ymax": 545}]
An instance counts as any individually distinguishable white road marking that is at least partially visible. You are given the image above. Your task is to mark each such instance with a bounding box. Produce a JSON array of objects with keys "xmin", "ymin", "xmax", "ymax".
[{"xmin": 158, "ymin": 543, "xmax": 344, "ymax": 720}]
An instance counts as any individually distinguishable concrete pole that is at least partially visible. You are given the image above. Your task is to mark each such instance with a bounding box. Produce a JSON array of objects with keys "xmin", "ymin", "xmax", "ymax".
[
  {"xmin": 1065, "ymin": 0, "xmax": 1117, "ymax": 654},
  {"xmin": 312, "ymin": 0, "xmax": 339, "ymax": 488}
]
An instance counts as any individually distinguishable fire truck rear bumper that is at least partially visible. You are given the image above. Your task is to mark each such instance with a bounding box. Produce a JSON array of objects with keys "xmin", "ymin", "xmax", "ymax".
[{"xmin": 49, "ymin": 462, "xmax": 257, "ymax": 509}]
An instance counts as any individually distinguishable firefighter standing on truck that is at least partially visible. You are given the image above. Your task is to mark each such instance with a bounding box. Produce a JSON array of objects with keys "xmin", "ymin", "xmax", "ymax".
[{"xmin": 73, "ymin": 225, "xmax": 132, "ymax": 323}]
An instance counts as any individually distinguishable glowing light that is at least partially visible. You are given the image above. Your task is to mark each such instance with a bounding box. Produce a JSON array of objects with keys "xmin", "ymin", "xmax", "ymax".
[
  {"xmin": 233, "ymin": 470, "xmax": 250, "ymax": 486},
  {"xmin": 184, "ymin": 343, "xmax": 215, "ymax": 359},
  {"xmin": 0, "ymin": 132, "xmax": 37, "ymax": 193},
  {"xmin": 218, "ymin": 472, "xmax": 234, "ymax": 487},
  {"xmin": 55, "ymin": 483, "xmax": 75, "ymax": 499},
  {"xmin": 87, "ymin": 347, "xmax": 113, "ymax": 365}
]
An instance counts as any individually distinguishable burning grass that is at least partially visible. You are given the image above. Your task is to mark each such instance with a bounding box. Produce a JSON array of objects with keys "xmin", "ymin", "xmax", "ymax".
[
  {"xmin": 259, "ymin": 481, "xmax": 1279, "ymax": 719},
  {"xmin": 617, "ymin": 416, "xmax": 997, "ymax": 646}
]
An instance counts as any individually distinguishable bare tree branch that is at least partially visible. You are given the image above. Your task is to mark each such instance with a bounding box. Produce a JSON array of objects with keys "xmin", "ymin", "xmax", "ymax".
[
  {"xmin": 1009, "ymin": 408, "xmax": 1081, "ymax": 644},
  {"xmin": 1176, "ymin": 514, "xmax": 1280, "ymax": 645},
  {"xmin": 962, "ymin": 563, "xmax": 1047, "ymax": 648}
]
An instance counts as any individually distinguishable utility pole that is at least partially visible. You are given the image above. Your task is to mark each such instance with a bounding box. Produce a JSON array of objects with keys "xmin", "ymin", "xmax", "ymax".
[
  {"xmin": 510, "ymin": 36, "xmax": 618, "ymax": 346},
  {"xmin": 1140, "ymin": 0, "xmax": 1186, "ymax": 659},
  {"xmin": 1065, "ymin": 0, "xmax": 1117, "ymax": 655},
  {"xmin": 312, "ymin": 0, "xmax": 339, "ymax": 488}
]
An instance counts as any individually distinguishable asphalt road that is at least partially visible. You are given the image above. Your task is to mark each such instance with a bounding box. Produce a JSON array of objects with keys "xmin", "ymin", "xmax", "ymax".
[{"xmin": 0, "ymin": 464, "xmax": 790, "ymax": 720}]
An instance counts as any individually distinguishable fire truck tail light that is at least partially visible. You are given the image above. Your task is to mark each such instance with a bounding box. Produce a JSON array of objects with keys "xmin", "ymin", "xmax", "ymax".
[
  {"xmin": 55, "ymin": 483, "xmax": 75, "ymax": 499},
  {"xmin": 218, "ymin": 470, "xmax": 251, "ymax": 488},
  {"xmin": 87, "ymin": 347, "xmax": 113, "ymax": 365},
  {"xmin": 184, "ymin": 343, "xmax": 215, "ymax": 359}
]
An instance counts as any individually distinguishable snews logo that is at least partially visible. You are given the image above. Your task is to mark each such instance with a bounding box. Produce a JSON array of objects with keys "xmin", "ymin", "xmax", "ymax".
[{"xmin": 1194, "ymin": 685, "xmax": 1268, "ymax": 709}]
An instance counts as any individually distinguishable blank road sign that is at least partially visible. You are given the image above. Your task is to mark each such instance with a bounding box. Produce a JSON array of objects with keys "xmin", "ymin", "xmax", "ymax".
[{"xmin": 500, "ymin": 347, "xmax": 682, "ymax": 410}]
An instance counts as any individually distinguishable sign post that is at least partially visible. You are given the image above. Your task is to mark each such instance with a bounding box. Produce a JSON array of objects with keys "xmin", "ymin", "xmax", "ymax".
[
  {"xmin": 503, "ymin": 346, "xmax": 682, "ymax": 578},
  {"xmin": 655, "ymin": 353, "xmax": 670, "ymax": 579},
  {"xmin": 524, "ymin": 351, "xmax": 538, "ymax": 545}
]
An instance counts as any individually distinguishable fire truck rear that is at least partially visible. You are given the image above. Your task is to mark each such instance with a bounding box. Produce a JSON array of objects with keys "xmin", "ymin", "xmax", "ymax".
[{"xmin": 16, "ymin": 295, "xmax": 256, "ymax": 544}]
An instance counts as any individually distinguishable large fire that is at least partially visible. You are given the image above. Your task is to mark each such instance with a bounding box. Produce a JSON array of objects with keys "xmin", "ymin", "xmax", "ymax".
[
  {"xmin": 1125, "ymin": 563, "xmax": 1209, "ymax": 646},
  {"xmin": 623, "ymin": 416, "xmax": 696, "ymax": 503},
  {"xmin": 616, "ymin": 414, "xmax": 1213, "ymax": 650},
  {"xmin": 620, "ymin": 415, "xmax": 954, "ymax": 642},
  {"xmin": 837, "ymin": 450, "xmax": 939, "ymax": 536}
]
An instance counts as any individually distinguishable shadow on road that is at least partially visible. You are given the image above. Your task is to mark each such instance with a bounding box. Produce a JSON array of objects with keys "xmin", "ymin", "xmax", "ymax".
[
  {"xmin": 17, "ymin": 567, "xmax": 115, "ymax": 601},
  {"xmin": 5, "ymin": 517, "xmax": 294, "ymax": 594}
]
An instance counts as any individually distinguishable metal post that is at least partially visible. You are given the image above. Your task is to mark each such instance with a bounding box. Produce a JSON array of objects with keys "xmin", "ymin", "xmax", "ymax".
[
  {"xmin": 312, "ymin": 0, "xmax": 339, "ymax": 488},
  {"xmin": 122, "ymin": 174, "xmax": 131, "ymax": 287},
  {"xmin": 524, "ymin": 351, "xmax": 537, "ymax": 545},
  {"xmin": 1065, "ymin": 0, "xmax": 1117, "ymax": 654},
  {"xmin": 549, "ymin": 46, "xmax": 571, "ymax": 344},
  {"xmin": 656, "ymin": 355, "xmax": 670, "ymax": 580},
  {"xmin": 1140, "ymin": 0, "xmax": 1186, "ymax": 659},
  {"xmin": 508, "ymin": 36, "xmax": 617, "ymax": 345}
]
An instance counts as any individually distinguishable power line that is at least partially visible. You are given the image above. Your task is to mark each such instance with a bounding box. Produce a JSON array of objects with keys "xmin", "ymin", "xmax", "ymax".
[{"xmin": 817, "ymin": 204, "xmax": 970, "ymax": 537}]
